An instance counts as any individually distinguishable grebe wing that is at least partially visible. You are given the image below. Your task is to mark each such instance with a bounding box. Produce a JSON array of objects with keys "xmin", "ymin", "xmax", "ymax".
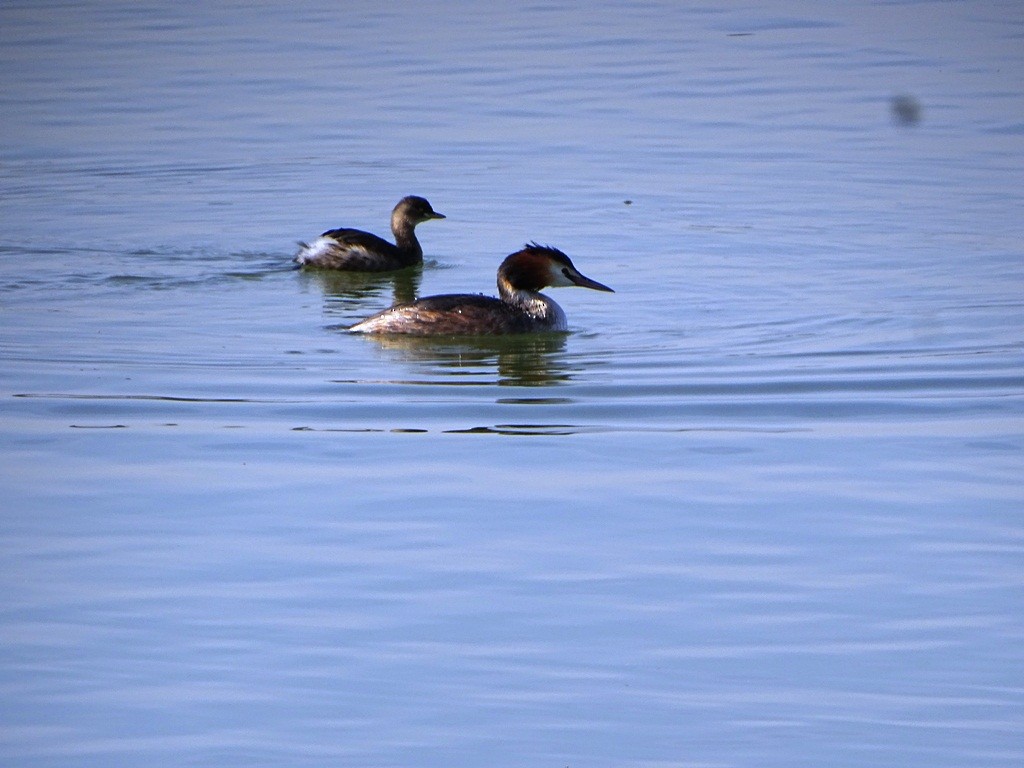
[{"xmin": 319, "ymin": 227, "xmax": 392, "ymax": 249}]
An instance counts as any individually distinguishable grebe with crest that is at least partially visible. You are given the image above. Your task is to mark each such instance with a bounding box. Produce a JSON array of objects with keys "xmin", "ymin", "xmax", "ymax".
[
  {"xmin": 295, "ymin": 196, "xmax": 445, "ymax": 271},
  {"xmin": 348, "ymin": 243, "xmax": 613, "ymax": 335}
]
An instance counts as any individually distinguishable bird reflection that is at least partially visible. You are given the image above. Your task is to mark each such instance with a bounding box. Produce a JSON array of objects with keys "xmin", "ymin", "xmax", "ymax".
[
  {"xmin": 300, "ymin": 267, "xmax": 422, "ymax": 316},
  {"xmin": 361, "ymin": 333, "xmax": 574, "ymax": 387}
]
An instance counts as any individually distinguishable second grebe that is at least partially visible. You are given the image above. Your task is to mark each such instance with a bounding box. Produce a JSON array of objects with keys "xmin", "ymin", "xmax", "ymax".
[
  {"xmin": 349, "ymin": 244, "xmax": 613, "ymax": 335},
  {"xmin": 295, "ymin": 196, "xmax": 445, "ymax": 271}
]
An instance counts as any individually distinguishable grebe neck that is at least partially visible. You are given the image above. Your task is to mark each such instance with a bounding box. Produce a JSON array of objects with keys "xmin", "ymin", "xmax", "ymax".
[
  {"xmin": 391, "ymin": 214, "xmax": 423, "ymax": 258},
  {"xmin": 497, "ymin": 274, "xmax": 567, "ymax": 329}
]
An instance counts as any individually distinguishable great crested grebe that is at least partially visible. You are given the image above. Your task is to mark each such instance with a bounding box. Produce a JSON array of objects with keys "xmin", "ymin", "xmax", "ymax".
[
  {"xmin": 295, "ymin": 195, "xmax": 445, "ymax": 271},
  {"xmin": 349, "ymin": 243, "xmax": 613, "ymax": 335}
]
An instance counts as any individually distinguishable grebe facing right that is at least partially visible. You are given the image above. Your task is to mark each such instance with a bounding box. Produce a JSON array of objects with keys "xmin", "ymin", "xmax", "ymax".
[
  {"xmin": 349, "ymin": 243, "xmax": 613, "ymax": 336},
  {"xmin": 295, "ymin": 195, "xmax": 445, "ymax": 271}
]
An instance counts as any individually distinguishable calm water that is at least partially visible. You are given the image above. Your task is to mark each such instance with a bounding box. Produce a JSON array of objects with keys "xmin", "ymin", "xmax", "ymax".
[{"xmin": 2, "ymin": 1, "xmax": 1023, "ymax": 766}]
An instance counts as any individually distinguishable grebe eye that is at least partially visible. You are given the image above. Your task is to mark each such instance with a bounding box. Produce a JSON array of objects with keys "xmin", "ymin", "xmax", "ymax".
[{"xmin": 562, "ymin": 268, "xmax": 570, "ymax": 277}]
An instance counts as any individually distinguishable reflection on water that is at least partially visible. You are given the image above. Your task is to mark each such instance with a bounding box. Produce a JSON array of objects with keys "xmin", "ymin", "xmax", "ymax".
[
  {"xmin": 353, "ymin": 332, "xmax": 574, "ymax": 387},
  {"xmin": 446, "ymin": 422, "xmax": 587, "ymax": 435},
  {"xmin": 300, "ymin": 265, "xmax": 423, "ymax": 310}
]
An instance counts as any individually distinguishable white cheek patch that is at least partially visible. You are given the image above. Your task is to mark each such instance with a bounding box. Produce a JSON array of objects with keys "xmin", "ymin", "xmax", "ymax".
[{"xmin": 548, "ymin": 263, "xmax": 578, "ymax": 288}]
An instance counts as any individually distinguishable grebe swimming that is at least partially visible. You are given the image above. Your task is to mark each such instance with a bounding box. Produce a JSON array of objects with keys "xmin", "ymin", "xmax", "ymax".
[
  {"xmin": 349, "ymin": 243, "xmax": 613, "ymax": 335},
  {"xmin": 295, "ymin": 196, "xmax": 445, "ymax": 271}
]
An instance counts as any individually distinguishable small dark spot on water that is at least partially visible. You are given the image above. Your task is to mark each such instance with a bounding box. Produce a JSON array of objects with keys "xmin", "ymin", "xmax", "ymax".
[
  {"xmin": 891, "ymin": 94, "xmax": 922, "ymax": 126},
  {"xmin": 391, "ymin": 428, "xmax": 428, "ymax": 433}
]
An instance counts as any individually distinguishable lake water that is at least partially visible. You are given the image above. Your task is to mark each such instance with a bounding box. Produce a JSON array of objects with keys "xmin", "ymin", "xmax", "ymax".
[{"xmin": 2, "ymin": 1, "xmax": 1023, "ymax": 766}]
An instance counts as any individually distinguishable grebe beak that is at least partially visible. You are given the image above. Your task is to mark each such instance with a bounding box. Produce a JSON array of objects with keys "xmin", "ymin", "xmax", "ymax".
[
  {"xmin": 567, "ymin": 269, "xmax": 614, "ymax": 293},
  {"xmin": 429, "ymin": 211, "xmax": 446, "ymax": 220}
]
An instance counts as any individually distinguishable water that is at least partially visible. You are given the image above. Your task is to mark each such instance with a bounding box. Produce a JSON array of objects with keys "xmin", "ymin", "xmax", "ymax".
[{"xmin": 2, "ymin": 1, "xmax": 1023, "ymax": 766}]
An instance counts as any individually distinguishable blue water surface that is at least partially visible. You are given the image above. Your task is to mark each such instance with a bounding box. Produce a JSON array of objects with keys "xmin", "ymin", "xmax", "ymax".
[{"xmin": 1, "ymin": 2, "xmax": 1023, "ymax": 767}]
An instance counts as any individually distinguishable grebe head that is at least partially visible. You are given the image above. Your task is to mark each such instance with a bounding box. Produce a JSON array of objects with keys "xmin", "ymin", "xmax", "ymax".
[
  {"xmin": 499, "ymin": 243, "xmax": 614, "ymax": 293},
  {"xmin": 393, "ymin": 196, "xmax": 446, "ymax": 225}
]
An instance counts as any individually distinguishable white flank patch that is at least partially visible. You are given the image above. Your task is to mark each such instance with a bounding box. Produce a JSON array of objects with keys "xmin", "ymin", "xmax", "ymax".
[{"xmin": 295, "ymin": 236, "xmax": 336, "ymax": 264}]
